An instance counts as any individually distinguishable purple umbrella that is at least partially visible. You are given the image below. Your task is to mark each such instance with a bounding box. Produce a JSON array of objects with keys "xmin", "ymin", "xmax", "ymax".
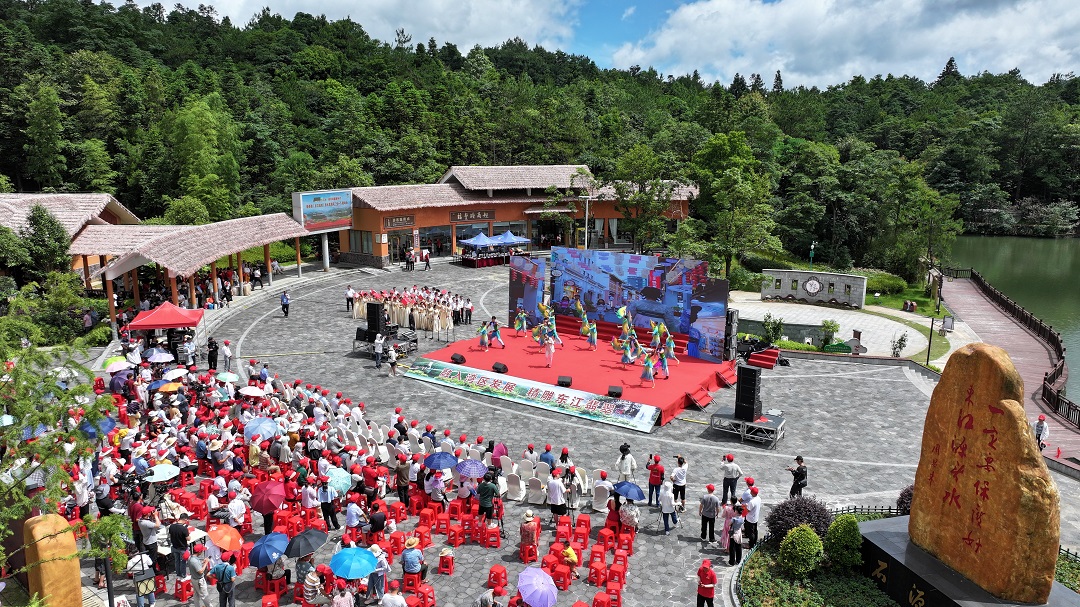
[
  {"xmin": 517, "ymin": 566, "xmax": 558, "ymax": 607},
  {"xmin": 455, "ymin": 459, "xmax": 488, "ymax": 479}
]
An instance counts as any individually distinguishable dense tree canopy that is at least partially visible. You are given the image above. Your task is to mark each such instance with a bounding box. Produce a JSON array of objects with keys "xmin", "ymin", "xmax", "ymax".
[{"xmin": 0, "ymin": 1, "xmax": 1077, "ymax": 277}]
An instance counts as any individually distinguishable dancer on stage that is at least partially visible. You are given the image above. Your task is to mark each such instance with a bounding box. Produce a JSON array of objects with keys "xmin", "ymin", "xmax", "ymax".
[
  {"xmin": 579, "ymin": 310, "xmax": 590, "ymax": 337},
  {"xmin": 640, "ymin": 352, "xmax": 656, "ymax": 388},
  {"xmin": 649, "ymin": 321, "xmax": 663, "ymax": 349},
  {"xmin": 543, "ymin": 334, "xmax": 556, "ymax": 368},
  {"xmin": 657, "ymin": 349, "xmax": 671, "ymax": 380},
  {"xmin": 585, "ymin": 320, "xmax": 598, "ymax": 351},
  {"xmin": 488, "ymin": 317, "xmax": 507, "ymax": 348},
  {"xmin": 664, "ymin": 333, "xmax": 681, "ymax": 365},
  {"xmin": 546, "ymin": 315, "xmax": 564, "ymax": 348},
  {"xmin": 619, "ymin": 337, "xmax": 638, "ymax": 368},
  {"xmin": 477, "ymin": 324, "xmax": 490, "ymax": 352},
  {"xmin": 514, "ymin": 308, "xmax": 528, "ymax": 336}
]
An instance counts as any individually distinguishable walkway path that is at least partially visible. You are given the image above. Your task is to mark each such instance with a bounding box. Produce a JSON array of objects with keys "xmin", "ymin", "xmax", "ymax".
[{"xmin": 942, "ymin": 278, "xmax": 1080, "ymax": 469}]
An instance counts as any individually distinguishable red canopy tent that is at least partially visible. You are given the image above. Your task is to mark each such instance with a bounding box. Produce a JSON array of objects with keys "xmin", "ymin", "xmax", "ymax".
[{"xmin": 127, "ymin": 302, "xmax": 205, "ymax": 330}]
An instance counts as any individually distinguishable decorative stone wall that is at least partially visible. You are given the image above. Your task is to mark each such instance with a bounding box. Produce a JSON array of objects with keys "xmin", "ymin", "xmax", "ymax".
[
  {"xmin": 339, "ymin": 251, "xmax": 391, "ymax": 268},
  {"xmin": 760, "ymin": 269, "xmax": 866, "ymax": 308}
]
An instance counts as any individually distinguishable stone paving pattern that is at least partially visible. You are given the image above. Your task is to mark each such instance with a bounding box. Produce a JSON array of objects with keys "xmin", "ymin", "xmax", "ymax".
[{"xmin": 79, "ymin": 261, "xmax": 1080, "ymax": 607}]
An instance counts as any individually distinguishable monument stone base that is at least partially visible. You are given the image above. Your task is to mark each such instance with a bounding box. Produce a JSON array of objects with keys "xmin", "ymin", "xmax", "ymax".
[{"xmin": 860, "ymin": 516, "xmax": 1080, "ymax": 607}]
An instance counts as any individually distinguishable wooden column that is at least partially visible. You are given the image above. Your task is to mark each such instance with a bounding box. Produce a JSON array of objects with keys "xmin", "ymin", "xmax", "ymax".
[
  {"xmin": 81, "ymin": 256, "xmax": 92, "ymax": 289},
  {"xmin": 168, "ymin": 273, "xmax": 178, "ymax": 305},
  {"xmin": 98, "ymin": 256, "xmax": 108, "ymax": 288},
  {"xmin": 263, "ymin": 244, "xmax": 272, "ymax": 287},
  {"xmin": 295, "ymin": 237, "xmax": 302, "ymax": 278},
  {"xmin": 230, "ymin": 254, "xmax": 237, "ymax": 292},
  {"xmin": 131, "ymin": 270, "xmax": 140, "ymax": 308},
  {"xmin": 210, "ymin": 261, "xmax": 218, "ymax": 304},
  {"xmin": 188, "ymin": 275, "xmax": 197, "ymax": 309},
  {"xmin": 104, "ymin": 275, "xmax": 116, "ymax": 326},
  {"xmin": 238, "ymin": 252, "xmax": 246, "ymax": 285}
]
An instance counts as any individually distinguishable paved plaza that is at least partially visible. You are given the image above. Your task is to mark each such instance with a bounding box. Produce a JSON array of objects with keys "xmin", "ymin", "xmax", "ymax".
[{"xmin": 80, "ymin": 261, "xmax": 1080, "ymax": 607}]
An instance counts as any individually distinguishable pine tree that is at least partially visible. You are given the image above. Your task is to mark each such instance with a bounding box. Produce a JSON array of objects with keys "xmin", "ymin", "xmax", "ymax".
[
  {"xmin": 18, "ymin": 204, "xmax": 70, "ymax": 283},
  {"xmin": 749, "ymin": 73, "xmax": 766, "ymax": 95},
  {"xmin": 934, "ymin": 57, "xmax": 962, "ymax": 87},
  {"xmin": 23, "ymin": 83, "xmax": 67, "ymax": 189},
  {"xmin": 772, "ymin": 70, "xmax": 784, "ymax": 95},
  {"xmin": 729, "ymin": 73, "xmax": 749, "ymax": 99}
]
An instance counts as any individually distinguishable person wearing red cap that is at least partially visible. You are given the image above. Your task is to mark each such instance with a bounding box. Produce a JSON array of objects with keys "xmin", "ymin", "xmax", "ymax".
[
  {"xmin": 317, "ymin": 475, "xmax": 342, "ymax": 532},
  {"xmin": 474, "ymin": 585, "xmax": 507, "ymax": 607},
  {"xmin": 721, "ymin": 453, "xmax": 742, "ymax": 504},
  {"xmin": 745, "ymin": 486, "xmax": 762, "ymax": 548},
  {"xmin": 394, "ymin": 454, "xmax": 411, "ymax": 508},
  {"xmin": 187, "ymin": 543, "xmax": 211, "ymax": 607},
  {"xmin": 522, "ymin": 443, "xmax": 540, "ymax": 465},
  {"xmin": 699, "ymin": 483, "xmax": 721, "ymax": 545},
  {"xmin": 697, "ymin": 559, "xmax": 718, "ymax": 607},
  {"xmin": 539, "ymin": 444, "xmax": 556, "ymax": 469},
  {"xmin": 381, "ymin": 579, "xmax": 407, "ymax": 607},
  {"xmin": 646, "ymin": 454, "xmax": 665, "ymax": 506},
  {"xmin": 1034, "ymin": 414, "xmax": 1050, "ymax": 451}
]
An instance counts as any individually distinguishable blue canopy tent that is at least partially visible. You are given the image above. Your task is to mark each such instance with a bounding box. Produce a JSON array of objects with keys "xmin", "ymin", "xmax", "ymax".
[
  {"xmin": 458, "ymin": 233, "xmax": 495, "ymax": 248},
  {"xmin": 491, "ymin": 230, "xmax": 530, "ymax": 246}
]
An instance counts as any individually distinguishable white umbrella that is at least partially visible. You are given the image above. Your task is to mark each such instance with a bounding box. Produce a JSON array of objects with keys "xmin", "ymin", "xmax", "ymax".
[
  {"xmin": 105, "ymin": 361, "xmax": 134, "ymax": 374},
  {"xmin": 163, "ymin": 368, "xmax": 187, "ymax": 381},
  {"xmin": 148, "ymin": 352, "xmax": 174, "ymax": 363},
  {"xmin": 238, "ymin": 386, "xmax": 264, "ymax": 397}
]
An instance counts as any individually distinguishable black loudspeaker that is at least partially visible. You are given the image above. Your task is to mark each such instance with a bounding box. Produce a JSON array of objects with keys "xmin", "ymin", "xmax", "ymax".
[
  {"xmin": 557, "ymin": 376, "xmax": 572, "ymax": 388},
  {"xmin": 450, "ymin": 353, "xmax": 466, "ymax": 365},
  {"xmin": 355, "ymin": 327, "xmax": 365, "ymax": 341},
  {"xmin": 492, "ymin": 362, "xmax": 508, "ymax": 374},
  {"xmin": 608, "ymin": 386, "xmax": 623, "ymax": 398},
  {"xmin": 734, "ymin": 365, "xmax": 761, "ymax": 421},
  {"xmin": 366, "ymin": 329, "xmax": 381, "ymax": 343},
  {"xmin": 724, "ymin": 308, "xmax": 739, "ymax": 361},
  {"xmin": 367, "ymin": 302, "xmax": 386, "ymax": 335}
]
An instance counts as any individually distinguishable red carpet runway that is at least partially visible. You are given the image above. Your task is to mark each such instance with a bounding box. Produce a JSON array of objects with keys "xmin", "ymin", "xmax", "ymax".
[{"xmin": 424, "ymin": 329, "xmax": 731, "ymax": 425}]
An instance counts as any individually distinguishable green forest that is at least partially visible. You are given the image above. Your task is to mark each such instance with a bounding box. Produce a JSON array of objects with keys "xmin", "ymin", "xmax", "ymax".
[{"xmin": 1, "ymin": 0, "xmax": 1078, "ymax": 281}]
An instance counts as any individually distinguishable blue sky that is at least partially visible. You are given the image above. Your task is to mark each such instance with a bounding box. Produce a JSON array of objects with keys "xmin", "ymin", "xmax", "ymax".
[{"xmin": 166, "ymin": 0, "xmax": 1080, "ymax": 88}]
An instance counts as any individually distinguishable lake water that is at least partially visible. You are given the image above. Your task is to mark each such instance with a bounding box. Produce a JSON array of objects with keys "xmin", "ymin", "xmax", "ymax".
[{"xmin": 949, "ymin": 235, "xmax": 1080, "ymax": 396}]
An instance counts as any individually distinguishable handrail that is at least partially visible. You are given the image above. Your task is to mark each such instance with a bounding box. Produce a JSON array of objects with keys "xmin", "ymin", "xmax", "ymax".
[{"xmin": 961, "ymin": 268, "xmax": 1077, "ymax": 430}]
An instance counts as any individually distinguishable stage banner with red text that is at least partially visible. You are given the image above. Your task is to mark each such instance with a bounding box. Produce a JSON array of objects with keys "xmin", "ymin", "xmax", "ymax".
[{"xmin": 403, "ymin": 357, "xmax": 659, "ymax": 433}]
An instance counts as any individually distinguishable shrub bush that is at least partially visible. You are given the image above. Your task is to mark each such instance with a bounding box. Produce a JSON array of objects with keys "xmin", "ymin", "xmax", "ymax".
[
  {"xmin": 765, "ymin": 496, "xmax": 833, "ymax": 545},
  {"xmin": 775, "ymin": 339, "xmax": 818, "ymax": 351},
  {"xmin": 739, "ymin": 252, "xmax": 794, "ymax": 273},
  {"xmin": 896, "ymin": 485, "xmax": 914, "ymax": 515},
  {"xmin": 82, "ymin": 324, "xmax": 114, "ymax": 347},
  {"xmin": 824, "ymin": 514, "xmax": 863, "ymax": 569},
  {"xmin": 779, "ymin": 524, "xmax": 824, "ymax": 578},
  {"xmin": 728, "ymin": 266, "xmax": 768, "ymax": 292},
  {"xmin": 860, "ymin": 271, "xmax": 908, "ymax": 295},
  {"xmin": 740, "ymin": 544, "xmax": 900, "ymax": 607},
  {"xmin": 762, "ymin": 312, "xmax": 784, "ymax": 344}
]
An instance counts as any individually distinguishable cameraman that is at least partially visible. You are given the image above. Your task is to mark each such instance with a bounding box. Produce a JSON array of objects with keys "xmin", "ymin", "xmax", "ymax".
[{"xmin": 616, "ymin": 443, "xmax": 637, "ymax": 482}]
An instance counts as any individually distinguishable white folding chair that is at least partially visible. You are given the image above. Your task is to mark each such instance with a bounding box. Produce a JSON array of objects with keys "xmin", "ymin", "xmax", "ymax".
[
  {"xmin": 422, "ymin": 437, "xmax": 435, "ymax": 454},
  {"xmin": 534, "ymin": 461, "xmax": 550, "ymax": 484},
  {"xmin": 526, "ymin": 477, "xmax": 547, "ymax": 505},
  {"xmin": 517, "ymin": 460, "xmax": 534, "ymax": 480},
  {"xmin": 408, "ymin": 434, "xmax": 423, "ymax": 454},
  {"xmin": 499, "ymin": 456, "xmax": 518, "ymax": 477},
  {"xmin": 591, "ymin": 469, "xmax": 608, "ymax": 495},
  {"xmin": 482, "ymin": 452, "xmax": 492, "ymax": 467},
  {"xmin": 440, "ymin": 443, "xmax": 453, "ymax": 453},
  {"xmin": 505, "ymin": 473, "xmax": 525, "ymax": 502},
  {"xmin": 591, "ymin": 485, "xmax": 610, "ymax": 513},
  {"xmin": 574, "ymin": 467, "xmax": 590, "ymax": 496},
  {"xmin": 468, "ymin": 448, "xmax": 482, "ymax": 461},
  {"xmin": 379, "ymin": 425, "xmax": 391, "ymax": 444}
]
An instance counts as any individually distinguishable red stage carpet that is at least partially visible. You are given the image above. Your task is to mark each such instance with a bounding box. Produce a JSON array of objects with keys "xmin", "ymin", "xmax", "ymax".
[{"xmin": 423, "ymin": 329, "xmax": 732, "ymax": 425}]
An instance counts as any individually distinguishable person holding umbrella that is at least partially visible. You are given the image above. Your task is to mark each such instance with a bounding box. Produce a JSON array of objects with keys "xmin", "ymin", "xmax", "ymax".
[{"xmin": 364, "ymin": 544, "xmax": 391, "ymax": 604}]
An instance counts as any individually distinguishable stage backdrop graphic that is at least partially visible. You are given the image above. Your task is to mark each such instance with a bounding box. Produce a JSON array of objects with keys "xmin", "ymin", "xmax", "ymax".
[
  {"xmin": 508, "ymin": 256, "xmax": 547, "ymax": 327},
  {"xmin": 549, "ymin": 247, "xmax": 729, "ymax": 362}
]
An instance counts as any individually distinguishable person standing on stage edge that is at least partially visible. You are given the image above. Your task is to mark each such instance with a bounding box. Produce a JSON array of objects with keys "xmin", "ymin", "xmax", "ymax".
[
  {"xmin": 280, "ymin": 290, "xmax": 291, "ymax": 317},
  {"xmin": 543, "ymin": 334, "xmax": 555, "ymax": 367}
]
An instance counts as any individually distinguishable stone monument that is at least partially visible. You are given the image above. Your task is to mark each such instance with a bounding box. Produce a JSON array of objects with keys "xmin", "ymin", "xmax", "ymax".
[
  {"xmin": 909, "ymin": 343, "xmax": 1059, "ymax": 604},
  {"xmin": 24, "ymin": 513, "xmax": 82, "ymax": 607}
]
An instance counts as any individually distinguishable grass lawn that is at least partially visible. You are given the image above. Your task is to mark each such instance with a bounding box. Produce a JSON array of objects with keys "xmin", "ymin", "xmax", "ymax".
[
  {"xmin": 858, "ymin": 308, "xmax": 951, "ymax": 365},
  {"xmin": 866, "ymin": 285, "xmax": 951, "ymax": 320},
  {"xmin": 739, "ymin": 543, "xmax": 899, "ymax": 607}
]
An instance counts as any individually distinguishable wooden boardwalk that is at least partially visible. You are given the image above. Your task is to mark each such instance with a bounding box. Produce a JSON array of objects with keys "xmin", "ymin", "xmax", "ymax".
[{"xmin": 943, "ymin": 278, "xmax": 1080, "ymax": 472}]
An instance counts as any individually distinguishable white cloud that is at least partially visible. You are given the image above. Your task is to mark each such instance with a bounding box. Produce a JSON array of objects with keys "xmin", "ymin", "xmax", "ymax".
[
  {"xmin": 622, "ymin": 5, "xmax": 636, "ymax": 20},
  {"xmin": 161, "ymin": 0, "xmax": 581, "ymax": 50},
  {"xmin": 610, "ymin": 0, "xmax": 1080, "ymax": 88}
]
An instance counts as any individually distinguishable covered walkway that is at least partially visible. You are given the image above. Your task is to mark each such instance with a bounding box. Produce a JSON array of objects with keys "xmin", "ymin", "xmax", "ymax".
[{"xmin": 74, "ymin": 213, "xmax": 308, "ymax": 326}]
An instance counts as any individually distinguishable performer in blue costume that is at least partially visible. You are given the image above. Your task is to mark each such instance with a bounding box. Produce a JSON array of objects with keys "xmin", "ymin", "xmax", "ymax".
[
  {"xmin": 649, "ymin": 321, "xmax": 662, "ymax": 349},
  {"xmin": 664, "ymin": 334, "xmax": 681, "ymax": 365},
  {"xmin": 477, "ymin": 324, "xmax": 490, "ymax": 351},
  {"xmin": 620, "ymin": 339, "xmax": 637, "ymax": 368},
  {"xmin": 640, "ymin": 353, "xmax": 656, "ymax": 388},
  {"xmin": 657, "ymin": 349, "xmax": 671, "ymax": 380},
  {"xmin": 514, "ymin": 308, "xmax": 528, "ymax": 335},
  {"xmin": 586, "ymin": 321, "xmax": 598, "ymax": 351},
  {"xmin": 546, "ymin": 316, "xmax": 564, "ymax": 348},
  {"xmin": 488, "ymin": 316, "xmax": 506, "ymax": 348}
]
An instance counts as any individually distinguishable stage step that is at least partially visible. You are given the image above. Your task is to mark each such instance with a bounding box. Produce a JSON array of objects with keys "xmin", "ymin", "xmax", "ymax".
[
  {"xmin": 686, "ymin": 386, "xmax": 713, "ymax": 409},
  {"xmin": 747, "ymin": 348, "xmax": 780, "ymax": 370},
  {"xmin": 716, "ymin": 361, "xmax": 737, "ymax": 387}
]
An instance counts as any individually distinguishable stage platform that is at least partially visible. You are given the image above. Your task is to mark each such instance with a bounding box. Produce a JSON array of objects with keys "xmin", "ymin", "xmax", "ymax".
[
  {"xmin": 416, "ymin": 329, "xmax": 732, "ymax": 427},
  {"xmin": 709, "ymin": 410, "xmax": 786, "ymax": 449}
]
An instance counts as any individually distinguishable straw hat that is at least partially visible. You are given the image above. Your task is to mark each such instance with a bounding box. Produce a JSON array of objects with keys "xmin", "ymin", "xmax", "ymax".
[
  {"xmin": 523, "ymin": 510, "xmax": 534, "ymax": 522},
  {"xmin": 404, "ymin": 537, "xmax": 420, "ymax": 549},
  {"xmin": 369, "ymin": 544, "xmax": 383, "ymax": 556},
  {"xmin": 131, "ymin": 446, "xmax": 147, "ymax": 458},
  {"xmin": 208, "ymin": 439, "xmax": 223, "ymax": 451}
]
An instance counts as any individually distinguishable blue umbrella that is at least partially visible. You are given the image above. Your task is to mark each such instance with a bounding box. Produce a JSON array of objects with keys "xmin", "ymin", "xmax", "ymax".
[
  {"xmin": 329, "ymin": 547, "xmax": 378, "ymax": 580},
  {"xmin": 326, "ymin": 467, "xmax": 352, "ymax": 494},
  {"xmin": 613, "ymin": 480, "xmax": 645, "ymax": 501},
  {"xmin": 455, "ymin": 459, "xmax": 488, "ymax": 478},
  {"xmin": 78, "ymin": 415, "xmax": 117, "ymax": 440},
  {"xmin": 244, "ymin": 417, "xmax": 281, "ymax": 441},
  {"xmin": 424, "ymin": 452, "xmax": 458, "ymax": 470},
  {"xmin": 249, "ymin": 533, "xmax": 289, "ymax": 568},
  {"xmin": 148, "ymin": 379, "xmax": 168, "ymax": 391}
]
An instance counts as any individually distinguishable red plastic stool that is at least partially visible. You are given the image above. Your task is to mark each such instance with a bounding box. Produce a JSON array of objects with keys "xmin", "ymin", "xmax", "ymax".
[
  {"xmin": 520, "ymin": 543, "xmax": 538, "ymax": 563},
  {"xmin": 265, "ymin": 575, "xmax": 287, "ymax": 596},
  {"xmin": 488, "ymin": 564, "xmax": 508, "ymax": 588},
  {"xmin": 293, "ymin": 582, "xmax": 305, "ymax": 603},
  {"xmin": 541, "ymin": 554, "xmax": 559, "ymax": 573},
  {"xmin": 199, "ymin": 479, "xmax": 216, "ymax": 499},
  {"xmin": 238, "ymin": 541, "xmax": 254, "ymax": 575},
  {"xmin": 589, "ymin": 544, "xmax": 607, "ymax": 566},
  {"xmin": 587, "ymin": 561, "xmax": 606, "ymax": 586},
  {"xmin": 608, "ymin": 563, "xmax": 626, "ymax": 587},
  {"xmin": 308, "ymin": 518, "xmax": 328, "ymax": 533},
  {"xmin": 253, "ymin": 569, "xmax": 268, "ymax": 591},
  {"xmin": 548, "ymin": 542, "xmax": 565, "ymax": 559},
  {"xmin": 592, "ymin": 592, "xmax": 611, "ymax": 607},
  {"xmin": 389, "ymin": 501, "xmax": 408, "ymax": 523},
  {"xmin": 437, "ymin": 554, "xmax": 455, "ymax": 575},
  {"xmin": 612, "ymin": 549, "xmax": 629, "ymax": 569},
  {"xmin": 198, "ymin": 460, "xmax": 214, "ymax": 477},
  {"xmin": 413, "ymin": 525, "xmax": 432, "ymax": 549},
  {"xmin": 155, "ymin": 575, "xmax": 167, "ymax": 595},
  {"xmin": 418, "ymin": 508, "xmax": 436, "ymax": 527},
  {"xmin": 553, "ymin": 564, "xmax": 573, "ymax": 590},
  {"xmin": 447, "ymin": 499, "xmax": 463, "ymax": 521},
  {"xmin": 556, "ymin": 522, "xmax": 573, "ymax": 544},
  {"xmin": 616, "ymin": 532, "xmax": 634, "ymax": 555},
  {"xmin": 389, "ymin": 530, "xmax": 406, "ymax": 555},
  {"xmin": 416, "ymin": 584, "xmax": 436, "ymax": 607},
  {"xmin": 482, "ymin": 525, "xmax": 502, "ymax": 549},
  {"xmin": 573, "ymin": 602, "xmax": 591, "ymax": 607},
  {"xmin": 575, "ymin": 514, "xmax": 592, "ymax": 531},
  {"xmin": 405, "ymin": 597, "xmax": 422, "ymax": 607},
  {"xmin": 180, "ymin": 470, "xmax": 196, "ymax": 487},
  {"xmin": 435, "ymin": 511, "xmax": 451, "ymax": 535},
  {"xmin": 403, "ymin": 571, "xmax": 423, "ymax": 594},
  {"xmin": 606, "ymin": 582, "xmax": 623, "ymax": 607},
  {"xmin": 596, "ymin": 528, "xmax": 616, "ymax": 552},
  {"xmin": 447, "ymin": 524, "xmax": 465, "ymax": 547},
  {"xmin": 262, "ymin": 595, "xmax": 278, "ymax": 607},
  {"xmin": 175, "ymin": 578, "xmax": 193, "ymax": 601}
]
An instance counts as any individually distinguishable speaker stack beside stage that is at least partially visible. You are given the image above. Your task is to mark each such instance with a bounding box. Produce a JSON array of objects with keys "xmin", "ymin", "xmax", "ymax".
[
  {"xmin": 366, "ymin": 302, "xmax": 386, "ymax": 342},
  {"xmin": 724, "ymin": 308, "xmax": 739, "ymax": 361},
  {"xmin": 734, "ymin": 364, "xmax": 761, "ymax": 421}
]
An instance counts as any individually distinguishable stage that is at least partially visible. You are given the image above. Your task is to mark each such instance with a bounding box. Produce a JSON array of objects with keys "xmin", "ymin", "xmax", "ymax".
[{"xmin": 412, "ymin": 328, "xmax": 731, "ymax": 428}]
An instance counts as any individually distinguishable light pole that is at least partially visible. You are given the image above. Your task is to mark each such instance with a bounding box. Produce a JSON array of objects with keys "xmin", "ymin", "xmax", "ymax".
[
  {"xmin": 809, "ymin": 241, "xmax": 817, "ymax": 270},
  {"xmin": 578, "ymin": 195, "xmax": 595, "ymax": 250}
]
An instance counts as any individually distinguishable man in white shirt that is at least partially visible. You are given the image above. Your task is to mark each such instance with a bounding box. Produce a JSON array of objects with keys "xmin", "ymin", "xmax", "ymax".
[
  {"xmin": 220, "ymin": 340, "xmax": 233, "ymax": 372},
  {"xmin": 546, "ymin": 473, "xmax": 567, "ymax": 526},
  {"xmin": 345, "ymin": 285, "xmax": 356, "ymax": 312},
  {"xmin": 745, "ymin": 486, "xmax": 762, "ymax": 548},
  {"xmin": 227, "ymin": 491, "xmax": 247, "ymax": 533},
  {"xmin": 720, "ymin": 454, "xmax": 742, "ymax": 503}
]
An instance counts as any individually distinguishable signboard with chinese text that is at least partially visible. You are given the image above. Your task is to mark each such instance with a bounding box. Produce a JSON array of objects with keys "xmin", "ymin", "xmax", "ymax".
[
  {"xmin": 450, "ymin": 210, "xmax": 495, "ymax": 223},
  {"xmin": 403, "ymin": 357, "xmax": 660, "ymax": 433},
  {"xmin": 291, "ymin": 190, "xmax": 353, "ymax": 233},
  {"xmin": 383, "ymin": 215, "xmax": 415, "ymax": 229}
]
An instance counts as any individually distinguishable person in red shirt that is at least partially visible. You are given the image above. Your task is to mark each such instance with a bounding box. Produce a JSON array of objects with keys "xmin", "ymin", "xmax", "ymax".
[
  {"xmin": 697, "ymin": 559, "xmax": 717, "ymax": 607},
  {"xmin": 361, "ymin": 457, "xmax": 381, "ymax": 501},
  {"xmin": 646, "ymin": 455, "xmax": 665, "ymax": 506}
]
